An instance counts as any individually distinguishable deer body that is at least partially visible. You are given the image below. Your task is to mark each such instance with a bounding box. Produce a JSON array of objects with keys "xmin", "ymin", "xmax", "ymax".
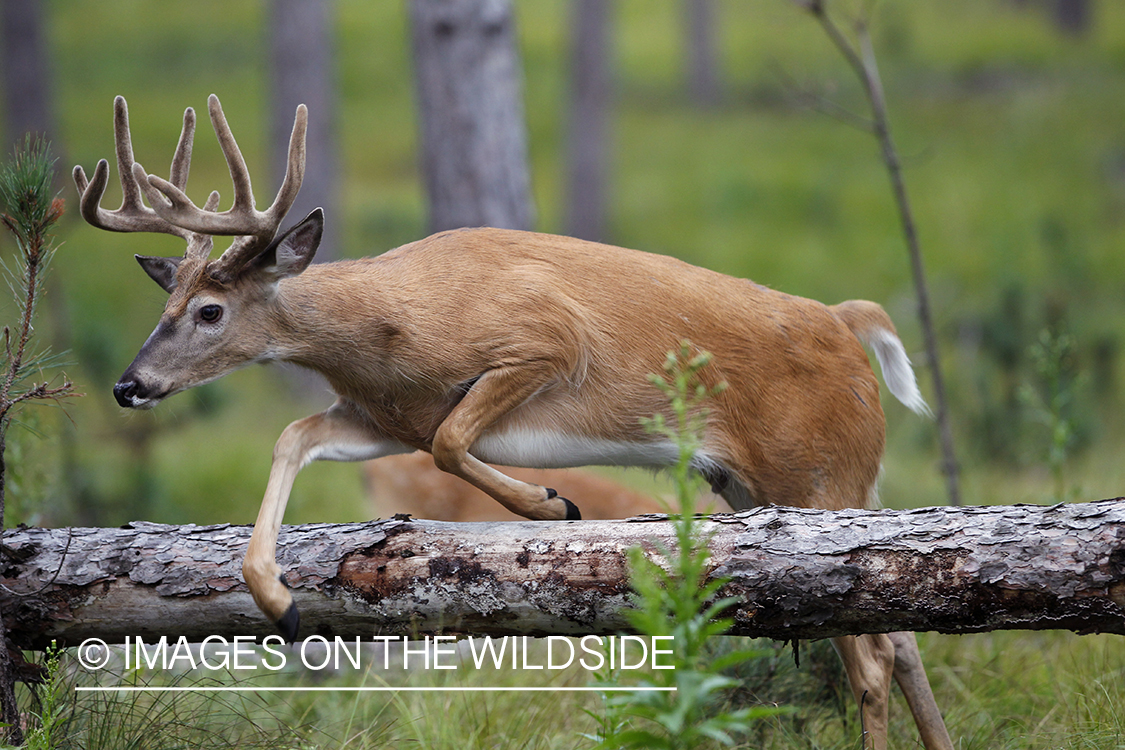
[
  {"xmin": 252, "ymin": 229, "xmax": 885, "ymax": 501},
  {"xmin": 76, "ymin": 96, "xmax": 952, "ymax": 750},
  {"xmin": 121, "ymin": 226, "xmax": 898, "ymax": 517}
]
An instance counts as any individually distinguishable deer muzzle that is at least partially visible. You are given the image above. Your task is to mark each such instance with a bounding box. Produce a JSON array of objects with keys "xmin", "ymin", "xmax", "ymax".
[{"xmin": 113, "ymin": 374, "xmax": 166, "ymax": 409}]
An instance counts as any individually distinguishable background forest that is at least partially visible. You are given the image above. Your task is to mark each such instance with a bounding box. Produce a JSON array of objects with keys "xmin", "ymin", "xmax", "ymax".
[{"xmin": 1, "ymin": 0, "xmax": 1124, "ymax": 747}]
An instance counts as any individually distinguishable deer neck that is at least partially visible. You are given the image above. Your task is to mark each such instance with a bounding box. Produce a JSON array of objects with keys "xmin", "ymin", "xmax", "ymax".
[{"xmin": 267, "ymin": 265, "xmax": 406, "ymax": 393}]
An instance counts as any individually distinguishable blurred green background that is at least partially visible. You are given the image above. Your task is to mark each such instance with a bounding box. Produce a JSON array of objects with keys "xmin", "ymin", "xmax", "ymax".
[{"xmin": 4, "ymin": 0, "xmax": 1125, "ymax": 529}]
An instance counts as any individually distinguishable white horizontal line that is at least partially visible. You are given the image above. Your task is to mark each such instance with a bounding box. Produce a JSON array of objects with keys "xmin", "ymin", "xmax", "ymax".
[{"xmin": 76, "ymin": 686, "xmax": 676, "ymax": 693}]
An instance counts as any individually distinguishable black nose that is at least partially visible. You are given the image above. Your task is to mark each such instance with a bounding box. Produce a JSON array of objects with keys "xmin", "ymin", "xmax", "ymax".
[{"xmin": 113, "ymin": 380, "xmax": 139, "ymax": 408}]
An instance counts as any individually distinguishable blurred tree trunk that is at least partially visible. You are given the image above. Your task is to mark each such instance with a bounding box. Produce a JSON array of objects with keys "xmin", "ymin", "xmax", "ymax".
[
  {"xmin": 1052, "ymin": 0, "xmax": 1091, "ymax": 36},
  {"xmin": 684, "ymin": 0, "xmax": 722, "ymax": 106},
  {"xmin": 269, "ymin": 0, "xmax": 339, "ymax": 261},
  {"xmin": 564, "ymin": 0, "xmax": 613, "ymax": 242},
  {"xmin": 269, "ymin": 0, "xmax": 339, "ymax": 400},
  {"xmin": 409, "ymin": 0, "xmax": 534, "ymax": 233},
  {"xmin": 0, "ymin": 0, "xmax": 57, "ymax": 153}
]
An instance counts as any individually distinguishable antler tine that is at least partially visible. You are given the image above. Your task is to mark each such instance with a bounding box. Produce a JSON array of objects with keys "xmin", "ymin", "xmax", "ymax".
[
  {"xmin": 135, "ymin": 95, "xmax": 308, "ymax": 278},
  {"xmin": 72, "ymin": 96, "xmax": 192, "ymax": 238},
  {"xmin": 113, "ymin": 96, "xmax": 144, "ymax": 212},
  {"xmin": 207, "ymin": 94, "xmax": 257, "ymax": 213},
  {"xmin": 168, "ymin": 105, "xmax": 196, "ymax": 191},
  {"xmin": 264, "ymin": 102, "xmax": 307, "ymax": 224},
  {"xmin": 209, "ymin": 95, "xmax": 306, "ymax": 223},
  {"xmin": 212, "ymin": 100, "xmax": 308, "ymax": 280}
]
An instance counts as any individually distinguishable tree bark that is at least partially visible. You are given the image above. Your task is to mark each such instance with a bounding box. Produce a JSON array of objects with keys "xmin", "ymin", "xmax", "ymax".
[
  {"xmin": 0, "ymin": 0, "xmax": 56, "ymax": 150},
  {"xmin": 409, "ymin": 0, "xmax": 534, "ymax": 233},
  {"xmin": 1, "ymin": 501, "xmax": 1123, "ymax": 648},
  {"xmin": 684, "ymin": 0, "xmax": 722, "ymax": 106},
  {"xmin": 269, "ymin": 0, "xmax": 339, "ymax": 261},
  {"xmin": 0, "ymin": 430, "xmax": 20, "ymax": 746},
  {"xmin": 563, "ymin": 0, "xmax": 613, "ymax": 242},
  {"xmin": 1052, "ymin": 0, "xmax": 1091, "ymax": 36}
]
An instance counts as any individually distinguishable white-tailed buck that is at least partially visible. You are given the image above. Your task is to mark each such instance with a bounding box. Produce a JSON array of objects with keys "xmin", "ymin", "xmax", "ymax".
[{"xmin": 75, "ymin": 96, "xmax": 952, "ymax": 750}]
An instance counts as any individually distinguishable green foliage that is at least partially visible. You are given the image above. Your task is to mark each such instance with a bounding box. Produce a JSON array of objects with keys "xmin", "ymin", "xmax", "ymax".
[
  {"xmin": 1019, "ymin": 328, "xmax": 1086, "ymax": 502},
  {"xmin": 0, "ymin": 136, "xmax": 72, "ymax": 433},
  {"xmin": 589, "ymin": 344, "xmax": 784, "ymax": 749},
  {"xmin": 920, "ymin": 631, "xmax": 1125, "ymax": 750},
  {"xmin": 0, "ymin": 138, "xmax": 77, "ymax": 542},
  {"xmin": 20, "ymin": 643, "xmax": 64, "ymax": 750},
  {"xmin": 0, "ymin": 136, "xmax": 60, "ymax": 250},
  {"xmin": 1, "ymin": 411, "xmax": 58, "ymax": 526},
  {"xmin": 35, "ymin": 652, "xmax": 347, "ymax": 750},
  {"xmin": 639, "ymin": 343, "xmax": 725, "ymax": 503}
]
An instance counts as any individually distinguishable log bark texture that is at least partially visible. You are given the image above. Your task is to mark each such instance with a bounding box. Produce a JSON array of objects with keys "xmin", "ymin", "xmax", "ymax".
[{"xmin": 1, "ymin": 501, "xmax": 1123, "ymax": 649}]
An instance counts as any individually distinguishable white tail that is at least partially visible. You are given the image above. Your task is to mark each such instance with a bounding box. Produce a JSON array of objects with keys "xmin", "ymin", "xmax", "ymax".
[
  {"xmin": 74, "ymin": 96, "xmax": 951, "ymax": 750},
  {"xmin": 832, "ymin": 299, "xmax": 932, "ymax": 418}
]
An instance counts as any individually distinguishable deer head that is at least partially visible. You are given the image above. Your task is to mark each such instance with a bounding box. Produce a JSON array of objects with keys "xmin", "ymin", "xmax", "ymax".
[{"xmin": 74, "ymin": 95, "xmax": 320, "ymax": 408}]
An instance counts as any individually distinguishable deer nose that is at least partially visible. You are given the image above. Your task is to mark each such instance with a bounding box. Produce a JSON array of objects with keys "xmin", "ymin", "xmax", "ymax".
[{"xmin": 113, "ymin": 380, "xmax": 140, "ymax": 408}]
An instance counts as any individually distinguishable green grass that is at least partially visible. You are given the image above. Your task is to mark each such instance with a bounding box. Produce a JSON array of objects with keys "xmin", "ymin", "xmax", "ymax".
[
  {"xmin": 23, "ymin": 631, "xmax": 1122, "ymax": 749},
  {"xmin": 932, "ymin": 632, "xmax": 1125, "ymax": 750}
]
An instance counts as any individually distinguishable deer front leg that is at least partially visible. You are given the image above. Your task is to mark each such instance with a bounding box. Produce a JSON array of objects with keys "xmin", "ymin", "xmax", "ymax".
[
  {"xmin": 244, "ymin": 400, "xmax": 410, "ymax": 641},
  {"xmin": 832, "ymin": 633, "xmax": 896, "ymax": 750},
  {"xmin": 431, "ymin": 364, "xmax": 581, "ymax": 521}
]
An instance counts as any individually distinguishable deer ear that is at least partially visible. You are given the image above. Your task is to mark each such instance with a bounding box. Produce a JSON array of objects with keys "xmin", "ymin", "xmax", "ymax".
[
  {"xmin": 136, "ymin": 255, "xmax": 182, "ymax": 294},
  {"xmin": 252, "ymin": 208, "xmax": 323, "ymax": 281}
]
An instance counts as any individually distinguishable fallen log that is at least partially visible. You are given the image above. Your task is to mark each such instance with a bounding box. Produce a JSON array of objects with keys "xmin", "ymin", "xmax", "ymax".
[{"xmin": 1, "ymin": 500, "xmax": 1123, "ymax": 649}]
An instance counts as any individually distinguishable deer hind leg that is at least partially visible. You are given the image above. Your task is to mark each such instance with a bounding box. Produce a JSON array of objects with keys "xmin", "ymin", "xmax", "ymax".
[
  {"xmin": 430, "ymin": 364, "xmax": 581, "ymax": 521},
  {"xmin": 243, "ymin": 399, "xmax": 411, "ymax": 641},
  {"xmin": 888, "ymin": 631, "xmax": 954, "ymax": 750},
  {"xmin": 832, "ymin": 633, "xmax": 896, "ymax": 750}
]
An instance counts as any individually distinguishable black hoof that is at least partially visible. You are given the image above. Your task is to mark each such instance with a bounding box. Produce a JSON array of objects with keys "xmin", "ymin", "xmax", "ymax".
[
  {"xmin": 561, "ymin": 497, "xmax": 582, "ymax": 520},
  {"xmin": 542, "ymin": 490, "xmax": 580, "ymax": 519},
  {"xmin": 545, "ymin": 488, "xmax": 580, "ymax": 520},
  {"xmin": 275, "ymin": 601, "xmax": 300, "ymax": 643}
]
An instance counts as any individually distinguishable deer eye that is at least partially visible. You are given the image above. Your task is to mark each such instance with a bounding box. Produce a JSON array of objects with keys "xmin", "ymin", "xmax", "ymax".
[{"xmin": 199, "ymin": 304, "xmax": 223, "ymax": 324}]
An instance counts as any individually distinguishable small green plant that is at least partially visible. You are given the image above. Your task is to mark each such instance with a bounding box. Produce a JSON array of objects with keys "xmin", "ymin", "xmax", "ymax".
[
  {"xmin": 0, "ymin": 136, "xmax": 74, "ymax": 520},
  {"xmin": 588, "ymin": 342, "xmax": 785, "ymax": 749},
  {"xmin": 1018, "ymin": 327, "xmax": 1085, "ymax": 503},
  {"xmin": 19, "ymin": 642, "xmax": 65, "ymax": 750},
  {"xmin": 0, "ymin": 136, "xmax": 77, "ymax": 746}
]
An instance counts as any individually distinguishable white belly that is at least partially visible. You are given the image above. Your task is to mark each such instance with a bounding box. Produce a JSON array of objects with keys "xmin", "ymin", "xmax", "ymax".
[{"xmin": 470, "ymin": 426, "xmax": 679, "ymax": 469}]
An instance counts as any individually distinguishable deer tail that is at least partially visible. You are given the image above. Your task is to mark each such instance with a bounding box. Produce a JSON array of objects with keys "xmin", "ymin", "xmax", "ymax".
[{"xmin": 832, "ymin": 299, "xmax": 932, "ymax": 418}]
